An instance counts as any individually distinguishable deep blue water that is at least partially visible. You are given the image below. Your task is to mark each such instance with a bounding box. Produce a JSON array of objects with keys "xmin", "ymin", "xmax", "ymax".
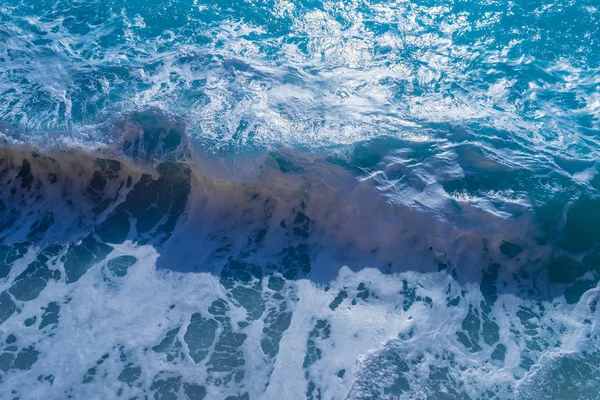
[{"xmin": 0, "ymin": 1, "xmax": 599, "ymax": 399}]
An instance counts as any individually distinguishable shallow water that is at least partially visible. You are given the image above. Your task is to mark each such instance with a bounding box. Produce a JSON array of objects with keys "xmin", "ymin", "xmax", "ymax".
[{"xmin": 0, "ymin": 1, "xmax": 599, "ymax": 399}]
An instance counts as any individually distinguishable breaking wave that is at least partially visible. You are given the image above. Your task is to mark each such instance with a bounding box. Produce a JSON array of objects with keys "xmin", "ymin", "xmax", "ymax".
[{"xmin": 0, "ymin": 111, "xmax": 599, "ymax": 399}]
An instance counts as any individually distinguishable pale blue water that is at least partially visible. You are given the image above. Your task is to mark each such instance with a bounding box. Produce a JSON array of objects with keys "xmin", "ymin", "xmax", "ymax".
[{"xmin": 0, "ymin": 1, "xmax": 599, "ymax": 399}]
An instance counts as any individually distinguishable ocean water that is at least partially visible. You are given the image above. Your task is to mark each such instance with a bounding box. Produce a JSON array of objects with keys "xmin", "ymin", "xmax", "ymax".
[{"xmin": 0, "ymin": 0, "xmax": 599, "ymax": 399}]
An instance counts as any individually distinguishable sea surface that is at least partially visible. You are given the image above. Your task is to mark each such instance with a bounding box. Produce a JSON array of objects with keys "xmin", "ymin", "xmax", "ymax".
[{"xmin": 0, "ymin": 0, "xmax": 599, "ymax": 399}]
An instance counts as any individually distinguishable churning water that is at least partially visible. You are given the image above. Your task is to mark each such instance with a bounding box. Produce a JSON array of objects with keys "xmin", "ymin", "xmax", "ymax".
[{"xmin": 0, "ymin": 0, "xmax": 599, "ymax": 399}]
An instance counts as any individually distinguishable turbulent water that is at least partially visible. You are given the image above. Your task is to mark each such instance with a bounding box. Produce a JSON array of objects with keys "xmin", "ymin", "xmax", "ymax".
[{"xmin": 0, "ymin": 1, "xmax": 599, "ymax": 399}]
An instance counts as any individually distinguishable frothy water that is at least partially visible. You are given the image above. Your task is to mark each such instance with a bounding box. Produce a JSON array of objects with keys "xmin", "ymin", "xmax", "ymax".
[{"xmin": 0, "ymin": 1, "xmax": 599, "ymax": 399}]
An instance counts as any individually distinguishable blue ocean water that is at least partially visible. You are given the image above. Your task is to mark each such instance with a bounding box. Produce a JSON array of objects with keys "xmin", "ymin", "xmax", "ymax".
[{"xmin": 0, "ymin": 0, "xmax": 599, "ymax": 399}]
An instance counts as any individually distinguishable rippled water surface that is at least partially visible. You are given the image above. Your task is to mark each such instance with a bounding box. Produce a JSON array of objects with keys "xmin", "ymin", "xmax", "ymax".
[{"xmin": 0, "ymin": 1, "xmax": 599, "ymax": 399}]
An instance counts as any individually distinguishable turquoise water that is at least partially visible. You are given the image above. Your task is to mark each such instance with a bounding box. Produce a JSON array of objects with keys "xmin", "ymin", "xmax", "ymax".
[{"xmin": 0, "ymin": 1, "xmax": 599, "ymax": 399}]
